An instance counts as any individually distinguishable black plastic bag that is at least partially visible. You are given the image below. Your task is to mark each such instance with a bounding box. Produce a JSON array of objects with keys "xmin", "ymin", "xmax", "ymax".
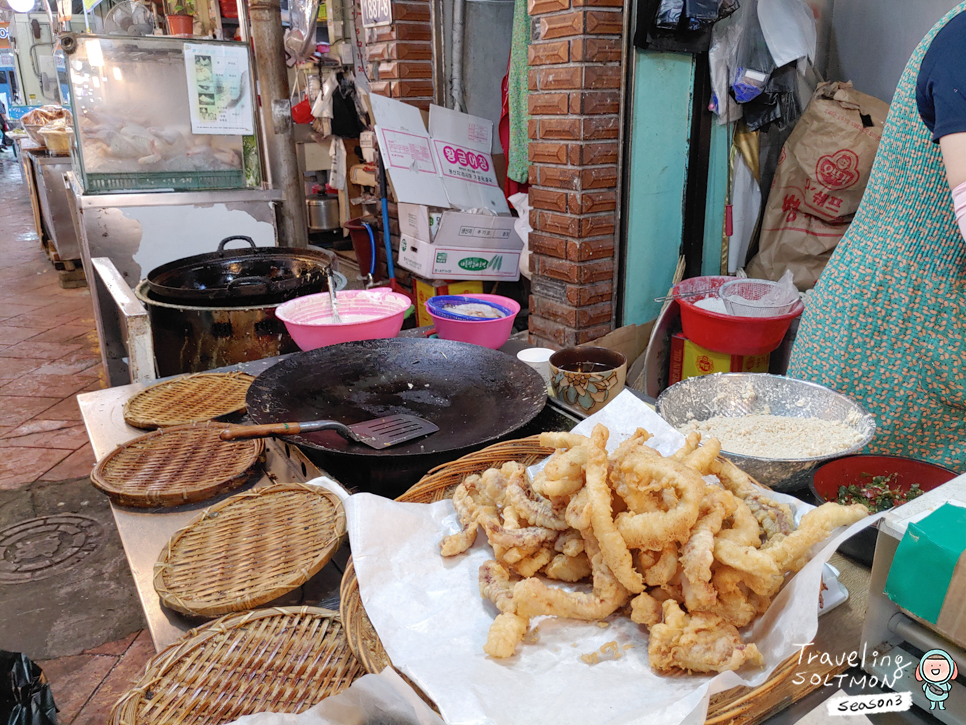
[
  {"xmin": 635, "ymin": 0, "xmax": 738, "ymax": 54},
  {"xmin": 685, "ymin": 0, "xmax": 720, "ymax": 30},
  {"xmin": 654, "ymin": 0, "xmax": 684, "ymax": 29},
  {"xmin": 331, "ymin": 74, "xmax": 365, "ymax": 139},
  {"xmin": 0, "ymin": 652, "xmax": 58, "ymax": 725}
]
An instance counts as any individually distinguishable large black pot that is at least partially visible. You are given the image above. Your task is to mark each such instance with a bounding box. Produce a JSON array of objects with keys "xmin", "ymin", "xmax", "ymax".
[
  {"xmin": 145, "ymin": 236, "xmax": 335, "ymax": 307},
  {"xmin": 136, "ymin": 282, "xmax": 301, "ymax": 377},
  {"xmin": 245, "ymin": 339, "xmax": 548, "ymax": 497}
]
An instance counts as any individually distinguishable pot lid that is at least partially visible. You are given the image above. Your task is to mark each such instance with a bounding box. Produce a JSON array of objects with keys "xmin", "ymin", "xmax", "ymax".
[{"xmin": 146, "ymin": 236, "xmax": 336, "ymax": 303}]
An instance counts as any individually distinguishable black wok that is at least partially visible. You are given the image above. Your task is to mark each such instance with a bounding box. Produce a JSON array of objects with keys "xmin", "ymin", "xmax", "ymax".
[
  {"xmin": 146, "ymin": 236, "xmax": 333, "ymax": 306},
  {"xmin": 246, "ymin": 338, "xmax": 547, "ymax": 497}
]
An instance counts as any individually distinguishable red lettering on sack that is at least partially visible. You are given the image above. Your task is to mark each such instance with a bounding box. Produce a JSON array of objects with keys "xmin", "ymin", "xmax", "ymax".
[{"xmin": 815, "ymin": 149, "xmax": 860, "ymax": 190}]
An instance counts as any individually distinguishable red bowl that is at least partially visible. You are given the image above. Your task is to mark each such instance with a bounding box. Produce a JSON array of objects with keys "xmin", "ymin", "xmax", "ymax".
[
  {"xmin": 674, "ymin": 276, "xmax": 803, "ymax": 356},
  {"xmin": 810, "ymin": 455, "xmax": 959, "ymax": 566}
]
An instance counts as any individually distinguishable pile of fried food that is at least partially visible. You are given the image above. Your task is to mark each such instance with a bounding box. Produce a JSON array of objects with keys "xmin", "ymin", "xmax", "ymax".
[
  {"xmin": 22, "ymin": 106, "xmax": 73, "ymax": 127},
  {"xmin": 438, "ymin": 424, "xmax": 868, "ymax": 674}
]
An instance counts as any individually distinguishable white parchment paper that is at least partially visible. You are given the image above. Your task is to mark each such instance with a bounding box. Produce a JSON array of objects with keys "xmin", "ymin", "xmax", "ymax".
[{"xmin": 347, "ymin": 391, "xmax": 880, "ymax": 725}]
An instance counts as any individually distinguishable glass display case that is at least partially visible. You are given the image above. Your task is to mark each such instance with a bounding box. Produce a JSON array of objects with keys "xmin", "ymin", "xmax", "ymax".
[{"xmin": 63, "ymin": 34, "xmax": 261, "ymax": 194}]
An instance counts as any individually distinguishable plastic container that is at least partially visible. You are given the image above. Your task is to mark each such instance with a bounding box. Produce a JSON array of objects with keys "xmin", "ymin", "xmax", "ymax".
[
  {"xmin": 276, "ymin": 289, "xmax": 411, "ymax": 350},
  {"xmin": 810, "ymin": 455, "xmax": 957, "ymax": 566},
  {"xmin": 673, "ymin": 276, "xmax": 804, "ymax": 355},
  {"xmin": 38, "ymin": 127, "xmax": 73, "ymax": 156},
  {"xmin": 426, "ymin": 293, "xmax": 519, "ymax": 349},
  {"xmin": 345, "ymin": 218, "xmax": 384, "ymax": 282}
]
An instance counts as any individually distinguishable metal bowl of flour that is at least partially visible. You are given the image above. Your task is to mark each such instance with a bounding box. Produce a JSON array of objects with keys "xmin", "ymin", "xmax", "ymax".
[{"xmin": 656, "ymin": 373, "xmax": 876, "ymax": 491}]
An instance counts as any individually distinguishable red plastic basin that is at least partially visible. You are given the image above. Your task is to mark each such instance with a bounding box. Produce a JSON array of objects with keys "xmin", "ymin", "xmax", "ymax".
[
  {"xmin": 809, "ymin": 454, "xmax": 958, "ymax": 566},
  {"xmin": 674, "ymin": 276, "xmax": 804, "ymax": 356}
]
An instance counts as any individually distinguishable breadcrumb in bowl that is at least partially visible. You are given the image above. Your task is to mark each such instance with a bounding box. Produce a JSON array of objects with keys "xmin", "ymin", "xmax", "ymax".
[{"xmin": 656, "ymin": 373, "xmax": 875, "ymax": 492}]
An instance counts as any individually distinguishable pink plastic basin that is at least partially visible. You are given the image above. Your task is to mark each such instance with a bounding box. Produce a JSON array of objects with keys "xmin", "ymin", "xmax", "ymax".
[
  {"xmin": 276, "ymin": 289, "xmax": 411, "ymax": 350},
  {"xmin": 426, "ymin": 293, "xmax": 519, "ymax": 349}
]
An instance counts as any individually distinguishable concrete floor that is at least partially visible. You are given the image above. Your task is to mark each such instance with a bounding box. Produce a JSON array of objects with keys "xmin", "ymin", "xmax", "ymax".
[{"xmin": 0, "ymin": 147, "xmax": 153, "ymax": 721}]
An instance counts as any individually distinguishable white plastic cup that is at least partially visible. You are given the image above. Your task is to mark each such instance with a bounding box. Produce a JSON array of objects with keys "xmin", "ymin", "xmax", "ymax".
[{"xmin": 517, "ymin": 348, "xmax": 555, "ymax": 391}]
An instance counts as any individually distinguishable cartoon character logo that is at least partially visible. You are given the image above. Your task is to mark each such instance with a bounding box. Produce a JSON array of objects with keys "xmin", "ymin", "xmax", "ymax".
[{"xmin": 915, "ymin": 649, "xmax": 958, "ymax": 710}]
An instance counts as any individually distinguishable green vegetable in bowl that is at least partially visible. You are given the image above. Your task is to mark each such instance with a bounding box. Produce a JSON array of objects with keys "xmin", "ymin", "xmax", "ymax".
[{"xmin": 835, "ymin": 473, "xmax": 923, "ymax": 513}]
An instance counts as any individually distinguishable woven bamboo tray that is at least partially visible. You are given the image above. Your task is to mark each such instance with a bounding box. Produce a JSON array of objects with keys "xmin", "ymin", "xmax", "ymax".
[
  {"xmin": 155, "ymin": 482, "xmax": 346, "ymax": 617},
  {"xmin": 339, "ymin": 435, "xmax": 826, "ymax": 724},
  {"xmin": 109, "ymin": 607, "xmax": 364, "ymax": 725},
  {"xmin": 123, "ymin": 372, "xmax": 256, "ymax": 429},
  {"xmin": 90, "ymin": 422, "xmax": 264, "ymax": 508}
]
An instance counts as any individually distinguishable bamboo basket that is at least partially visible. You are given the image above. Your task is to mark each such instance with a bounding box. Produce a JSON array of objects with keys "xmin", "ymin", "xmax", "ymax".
[
  {"xmin": 339, "ymin": 435, "xmax": 810, "ymax": 724},
  {"xmin": 154, "ymin": 482, "xmax": 346, "ymax": 617},
  {"xmin": 90, "ymin": 422, "xmax": 264, "ymax": 507},
  {"xmin": 123, "ymin": 372, "xmax": 256, "ymax": 429},
  {"xmin": 110, "ymin": 607, "xmax": 364, "ymax": 725}
]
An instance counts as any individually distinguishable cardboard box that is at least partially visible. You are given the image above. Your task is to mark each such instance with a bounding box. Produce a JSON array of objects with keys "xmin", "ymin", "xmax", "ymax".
[
  {"xmin": 413, "ymin": 277, "xmax": 483, "ymax": 327},
  {"xmin": 668, "ymin": 333, "xmax": 770, "ymax": 385},
  {"xmin": 370, "ymin": 96, "xmax": 523, "ymax": 282},
  {"xmin": 398, "ymin": 202, "xmax": 443, "ymax": 242}
]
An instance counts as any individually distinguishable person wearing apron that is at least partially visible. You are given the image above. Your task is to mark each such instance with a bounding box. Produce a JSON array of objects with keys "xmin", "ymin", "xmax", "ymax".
[{"xmin": 789, "ymin": 3, "xmax": 966, "ymax": 470}]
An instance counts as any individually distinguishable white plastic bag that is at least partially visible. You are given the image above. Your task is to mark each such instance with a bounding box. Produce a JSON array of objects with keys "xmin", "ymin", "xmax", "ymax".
[
  {"xmin": 708, "ymin": 12, "xmax": 743, "ymax": 124},
  {"xmin": 757, "ymin": 0, "xmax": 816, "ymax": 68},
  {"xmin": 284, "ymin": 0, "xmax": 320, "ymax": 62},
  {"xmin": 509, "ymin": 192, "xmax": 532, "ymax": 281}
]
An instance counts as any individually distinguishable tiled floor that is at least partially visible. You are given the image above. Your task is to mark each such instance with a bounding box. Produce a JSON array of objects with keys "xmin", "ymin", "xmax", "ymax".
[
  {"xmin": 1, "ymin": 150, "xmax": 153, "ymax": 718},
  {"xmin": 0, "ymin": 157, "xmax": 103, "ymax": 490}
]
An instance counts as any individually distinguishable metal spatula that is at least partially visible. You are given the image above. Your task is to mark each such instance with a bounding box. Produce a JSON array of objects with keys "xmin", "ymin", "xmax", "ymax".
[{"xmin": 220, "ymin": 414, "xmax": 439, "ymax": 449}]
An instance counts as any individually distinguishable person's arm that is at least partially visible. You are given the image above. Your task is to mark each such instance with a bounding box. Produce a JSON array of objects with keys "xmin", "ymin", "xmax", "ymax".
[
  {"xmin": 941, "ymin": 134, "xmax": 966, "ymax": 242},
  {"xmin": 940, "ymin": 132, "xmax": 966, "ymax": 189}
]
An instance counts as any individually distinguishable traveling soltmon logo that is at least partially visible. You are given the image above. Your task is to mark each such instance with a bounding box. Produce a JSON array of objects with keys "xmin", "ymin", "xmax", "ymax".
[{"xmin": 916, "ymin": 648, "xmax": 957, "ymax": 711}]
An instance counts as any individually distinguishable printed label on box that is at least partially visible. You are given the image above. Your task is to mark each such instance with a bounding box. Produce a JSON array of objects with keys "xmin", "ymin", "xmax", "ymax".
[
  {"xmin": 433, "ymin": 140, "xmax": 500, "ymax": 188},
  {"xmin": 383, "ymin": 130, "xmax": 437, "ymax": 174},
  {"xmin": 457, "ymin": 225, "xmax": 512, "ymax": 240}
]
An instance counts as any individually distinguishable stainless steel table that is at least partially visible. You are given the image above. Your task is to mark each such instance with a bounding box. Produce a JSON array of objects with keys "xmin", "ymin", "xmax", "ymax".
[
  {"xmin": 77, "ymin": 361, "xmax": 349, "ymax": 652},
  {"xmin": 24, "ymin": 148, "xmax": 79, "ymax": 262}
]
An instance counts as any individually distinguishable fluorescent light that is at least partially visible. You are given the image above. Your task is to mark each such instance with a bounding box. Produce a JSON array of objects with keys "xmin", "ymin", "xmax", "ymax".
[
  {"xmin": 8, "ymin": 0, "xmax": 36, "ymax": 12},
  {"xmin": 86, "ymin": 39, "xmax": 104, "ymax": 68},
  {"xmin": 112, "ymin": 67, "xmax": 122, "ymax": 81}
]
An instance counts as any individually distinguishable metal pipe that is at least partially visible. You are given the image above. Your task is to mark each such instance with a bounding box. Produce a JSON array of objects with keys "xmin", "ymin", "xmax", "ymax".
[
  {"xmin": 613, "ymin": 0, "xmax": 634, "ymax": 327},
  {"xmin": 450, "ymin": 0, "xmax": 465, "ymax": 111},
  {"xmin": 429, "ymin": 0, "xmax": 446, "ymax": 106},
  {"xmin": 248, "ymin": 0, "xmax": 308, "ymax": 248},
  {"xmin": 236, "ymin": 0, "xmax": 250, "ymax": 41}
]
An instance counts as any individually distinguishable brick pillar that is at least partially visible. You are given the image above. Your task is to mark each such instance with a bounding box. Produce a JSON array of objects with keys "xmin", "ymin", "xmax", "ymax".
[
  {"xmin": 365, "ymin": 0, "xmax": 436, "ymax": 109},
  {"xmin": 525, "ymin": 1, "xmax": 623, "ymax": 349}
]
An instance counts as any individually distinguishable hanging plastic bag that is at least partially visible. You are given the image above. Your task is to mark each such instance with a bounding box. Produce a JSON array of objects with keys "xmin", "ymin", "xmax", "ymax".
[
  {"xmin": 291, "ymin": 69, "xmax": 314, "ymax": 124},
  {"xmin": 708, "ymin": 11, "xmax": 743, "ymax": 123},
  {"xmin": 283, "ymin": 0, "xmax": 320, "ymax": 63},
  {"xmin": 684, "ymin": 0, "xmax": 719, "ymax": 30},
  {"xmin": 653, "ymin": 0, "xmax": 684, "ymax": 30},
  {"xmin": 732, "ymin": 0, "xmax": 775, "ymax": 104},
  {"xmin": 0, "ymin": 651, "xmax": 58, "ymax": 725},
  {"xmin": 312, "ymin": 73, "xmax": 337, "ymax": 119},
  {"xmin": 758, "ymin": 0, "xmax": 816, "ymax": 68}
]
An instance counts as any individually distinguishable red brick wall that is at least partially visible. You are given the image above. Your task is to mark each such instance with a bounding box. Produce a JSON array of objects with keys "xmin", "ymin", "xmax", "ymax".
[
  {"xmin": 365, "ymin": 0, "xmax": 436, "ymax": 109},
  {"xmin": 525, "ymin": 0, "xmax": 623, "ymax": 348}
]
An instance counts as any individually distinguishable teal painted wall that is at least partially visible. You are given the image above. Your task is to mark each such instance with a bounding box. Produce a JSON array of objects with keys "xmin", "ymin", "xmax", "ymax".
[
  {"xmin": 621, "ymin": 50, "xmax": 695, "ymax": 325},
  {"xmin": 702, "ymin": 121, "xmax": 730, "ymax": 277}
]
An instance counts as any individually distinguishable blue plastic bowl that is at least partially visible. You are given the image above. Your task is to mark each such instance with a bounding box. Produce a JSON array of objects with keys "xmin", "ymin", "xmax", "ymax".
[{"xmin": 426, "ymin": 295, "xmax": 512, "ymax": 322}]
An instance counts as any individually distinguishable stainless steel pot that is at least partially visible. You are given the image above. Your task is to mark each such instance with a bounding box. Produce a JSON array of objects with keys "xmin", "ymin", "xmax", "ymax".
[{"xmin": 306, "ymin": 197, "xmax": 340, "ymax": 232}]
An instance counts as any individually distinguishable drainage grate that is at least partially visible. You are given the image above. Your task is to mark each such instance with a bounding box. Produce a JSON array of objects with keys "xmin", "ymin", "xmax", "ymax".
[{"xmin": 0, "ymin": 514, "xmax": 105, "ymax": 584}]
